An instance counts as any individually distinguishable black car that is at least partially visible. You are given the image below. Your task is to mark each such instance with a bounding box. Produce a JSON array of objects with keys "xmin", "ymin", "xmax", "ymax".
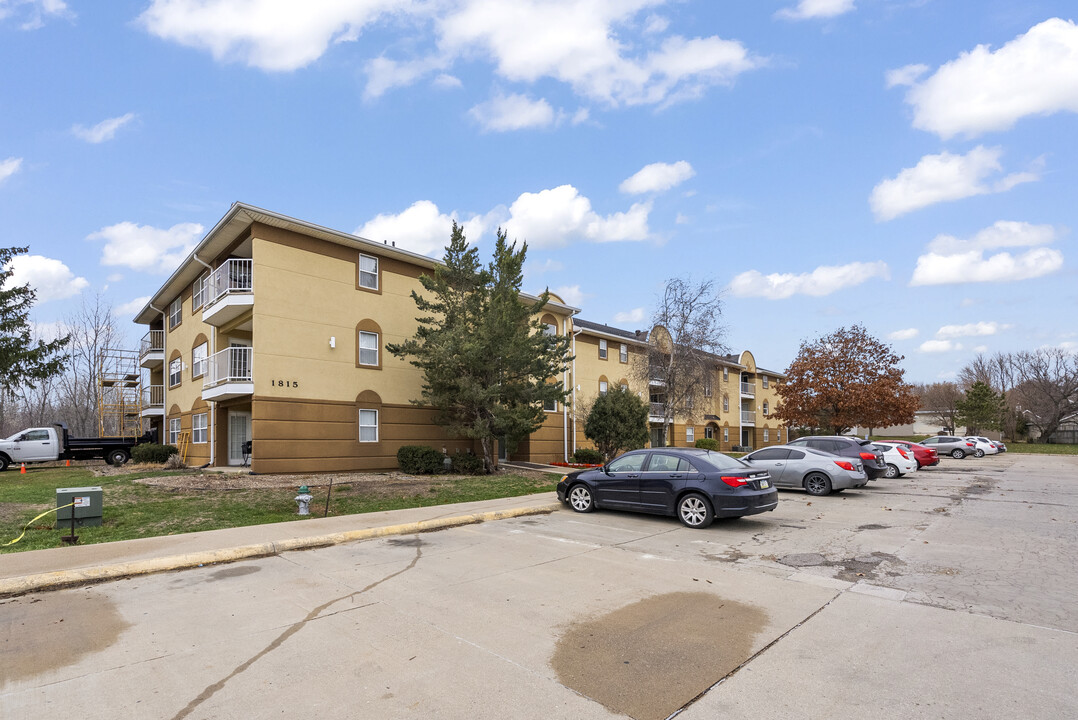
[
  {"xmin": 555, "ymin": 448, "xmax": 778, "ymax": 529},
  {"xmin": 786, "ymin": 436, "xmax": 888, "ymax": 479}
]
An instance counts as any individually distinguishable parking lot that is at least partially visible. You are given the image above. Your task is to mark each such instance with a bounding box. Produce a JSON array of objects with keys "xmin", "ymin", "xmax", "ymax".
[{"xmin": 3, "ymin": 453, "xmax": 1077, "ymax": 719}]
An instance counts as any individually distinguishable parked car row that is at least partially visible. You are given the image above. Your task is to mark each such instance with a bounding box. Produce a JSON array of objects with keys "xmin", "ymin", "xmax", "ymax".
[{"xmin": 555, "ymin": 432, "xmax": 1005, "ymax": 528}]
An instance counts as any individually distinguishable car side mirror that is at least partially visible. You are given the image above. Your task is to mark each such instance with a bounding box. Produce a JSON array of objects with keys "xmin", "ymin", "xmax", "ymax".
[{"xmin": 16, "ymin": 435, "xmax": 26, "ymax": 442}]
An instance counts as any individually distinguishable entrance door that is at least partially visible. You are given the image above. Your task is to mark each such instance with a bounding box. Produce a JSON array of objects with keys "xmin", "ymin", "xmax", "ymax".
[
  {"xmin": 228, "ymin": 411, "xmax": 251, "ymax": 465},
  {"xmin": 742, "ymin": 428, "xmax": 752, "ymax": 448},
  {"xmin": 649, "ymin": 426, "xmax": 666, "ymax": 448}
]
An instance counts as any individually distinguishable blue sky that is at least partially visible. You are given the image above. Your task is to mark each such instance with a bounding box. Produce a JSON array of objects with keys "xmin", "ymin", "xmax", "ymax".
[{"xmin": 1, "ymin": 0, "xmax": 1075, "ymax": 383}]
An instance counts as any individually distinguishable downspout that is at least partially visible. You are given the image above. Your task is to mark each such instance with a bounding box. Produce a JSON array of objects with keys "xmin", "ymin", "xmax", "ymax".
[
  {"xmin": 192, "ymin": 255, "xmax": 216, "ymax": 468},
  {"xmin": 570, "ymin": 325, "xmax": 583, "ymax": 458}
]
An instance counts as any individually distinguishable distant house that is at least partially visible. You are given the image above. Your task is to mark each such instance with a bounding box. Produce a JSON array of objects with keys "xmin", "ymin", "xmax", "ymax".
[
  {"xmin": 1028, "ymin": 413, "xmax": 1078, "ymax": 444},
  {"xmin": 850, "ymin": 411, "xmax": 1000, "ymax": 440}
]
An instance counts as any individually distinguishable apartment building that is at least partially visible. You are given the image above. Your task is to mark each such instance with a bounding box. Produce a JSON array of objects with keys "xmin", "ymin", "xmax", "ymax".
[{"xmin": 134, "ymin": 203, "xmax": 786, "ymax": 473}]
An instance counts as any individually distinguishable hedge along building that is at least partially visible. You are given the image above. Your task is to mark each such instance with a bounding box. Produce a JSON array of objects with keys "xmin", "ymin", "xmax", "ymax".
[
  {"xmin": 133, "ymin": 203, "xmax": 579, "ymax": 474},
  {"xmin": 567, "ymin": 319, "xmax": 787, "ymax": 454}
]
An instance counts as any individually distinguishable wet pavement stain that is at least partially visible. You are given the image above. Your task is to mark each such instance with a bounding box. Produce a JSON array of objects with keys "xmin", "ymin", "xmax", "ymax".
[
  {"xmin": 551, "ymin": 591, "xmax": 767, "ymax": 720},
  {"xmin": 777, "ymin": 551, "xmax": 905, "ymax": 582},
  {"xmin": 1, "ymin": 591, "xmax": 130, "ymax": 687},
  {"xmin": 207, "ymin": 565, "xmax": 261, "ymax": 581},
  {"xmin": 856, "ymin": 524, "xmax": 891, "ymax": 531}
]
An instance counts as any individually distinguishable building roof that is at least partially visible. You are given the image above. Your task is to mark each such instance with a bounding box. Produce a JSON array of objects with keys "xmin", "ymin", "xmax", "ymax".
[{"xmin": 573, "ymin": 318, "xmax": 648, "ymax": 343}]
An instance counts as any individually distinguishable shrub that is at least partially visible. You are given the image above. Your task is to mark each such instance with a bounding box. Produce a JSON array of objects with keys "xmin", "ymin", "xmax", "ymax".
[
  {"xmin": 132, "ymin": 443, "xmax": 179, "ymax": 464},
  {"xmin": 694, "ymin": 438, "xmax": 719, "ymax": 451},
  {"xmin": 451, "ymin": 450, "xmax": 484, "ymax": 474},
  {"xmin": 583, "ymin": 387, "xmax": 649, "ymax": 459},
  {"xmin": 164, "ymin": 454, "xmax": 187, "ymax": 470},
  {"xmin": 571, "ymin": 447, "xmax": 604, "ymax": 464},
  {"xmin": 397, "ymin": 445, "xmax": 445, "ymax": 474}
]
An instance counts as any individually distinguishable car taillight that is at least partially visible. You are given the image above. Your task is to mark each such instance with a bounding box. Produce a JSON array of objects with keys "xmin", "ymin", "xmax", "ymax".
[
  {"xmin": 721, "ymin": 476, "xmax": 749, "ymax": 487},
  {"xmin": 859, "ymin": 452, "xmax": 875, "ymax": 460},
  {"xmin": 966, "ymin": 442, "xmax": 974, "ymax": 447},
  {"xmin": 897, "ymin": 447, "xmax": 909, "ymax": 459},
  {"xmin": 834, "ymin": 460, "xmax": 855, "ymax": 471}
]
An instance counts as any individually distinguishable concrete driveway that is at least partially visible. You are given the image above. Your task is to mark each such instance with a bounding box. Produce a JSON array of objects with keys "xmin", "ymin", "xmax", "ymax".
[{"xmin": 3, "ymin": 454, "xmax": 1076, "ymax": 719}]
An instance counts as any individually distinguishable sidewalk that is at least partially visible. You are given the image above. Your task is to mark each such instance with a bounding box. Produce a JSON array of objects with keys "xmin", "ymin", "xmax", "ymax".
[{"xmin": 0, "ymin": 492, "xmax": 562, "ymax": 597}]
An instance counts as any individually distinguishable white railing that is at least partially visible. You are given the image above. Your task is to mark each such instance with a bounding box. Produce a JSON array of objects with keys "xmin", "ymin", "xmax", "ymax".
[
  {"xmin": 740, "ymin": 382, "xmax": 755, "ymax": 396},
  {"xmin": 206, "ymin": 259, "xmax": 253, "ymax": 307},
  {"xmin": 204, "ymin": 347, "xmax": 252, "ymax": 388},
  {"xmin": 650, "ymin": 402, "xmax": 666, "ymax": 416},
  {"xmin": 741, "ymin": 410, "xmax": 756, "ymax": 423},
  {"xmin": 139, "ymin": 330, "xmax": 164, "ymax": 357},
  {"xmin": 141, "ymin": 385, "xmax": 164, "ymax": 409}
]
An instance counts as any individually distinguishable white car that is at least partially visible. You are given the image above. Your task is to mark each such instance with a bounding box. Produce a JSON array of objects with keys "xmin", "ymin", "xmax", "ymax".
[
  {"xmin": 873, "ymin": 442, "xmax": 918, "ymax": 478},
  {"xmin": 964, "ymin": 437, "xmax": 999, "ymax": 458}
]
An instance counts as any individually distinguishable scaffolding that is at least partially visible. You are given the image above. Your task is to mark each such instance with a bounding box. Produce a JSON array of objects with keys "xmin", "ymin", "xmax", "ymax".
[{"xmin": 98, "ymin": 348, "xmax": 143, "ymax": 438}]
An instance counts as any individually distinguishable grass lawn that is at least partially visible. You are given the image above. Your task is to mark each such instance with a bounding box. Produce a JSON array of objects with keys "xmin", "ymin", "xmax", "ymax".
[
  {"xmin": 1, "ymin": 466, "xmax": 560, "ymax": 555},
  {"xmin": 1001, "ymin": 443, "xmax": 1078, "ymax": 455}
]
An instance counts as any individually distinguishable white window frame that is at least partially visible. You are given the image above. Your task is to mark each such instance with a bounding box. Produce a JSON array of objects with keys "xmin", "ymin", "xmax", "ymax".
[
  {"xmin": 722, "ymin": 396, "xmax": 729, "ymax": 412},
  {"xmin": 358, "ymin": 331, "xmax": 379, "ymax": 366},
  {"xmin": 764, "ymin": 429, "xmax": 770, "ymax": 443},
  {"xmin": 191, "ymin": 342, "xmax": 208, "ymax": 378},
  {"xmin": 705, "ymin": 426, "xmax": 714, "ymax": 440},
  {"xmin": 168, "ymin": 418, "xmax": 181, "ymax": 445},
  {"xmin": 723, "ymin": 367, "xmax": 729, "ymax": 382},
  {"xmin": 704, "ymin": 379, "xmax": 712, "ymax": 397},
  {"xmin": 762, "ymin": 401, "xmax": 769, "ymax": 416},
  {"xmin": 168, "ymin": 297, "xmax": 182, "ymax": 329},
  {"xmin": 543, "ymin": 322, "xmax": 557, "ymax": 336},
  {"xmin": 599, "ymin": 339, "xmax": 608, "ymax": 359},
  {"xmin": 620, "ymin": 382, "xmax": 628, "ymax": 392},
  {"xmin": 762, "ymin": 375, "xmax": 769, "ymax": 389},
  {"xmin": 543, "ymin": 397, "xmax": 557, "ymax": 412},
  {"xmin": 777, "ymin": 428, "xmax": 782, "ymax": 442},
  {"xmin": 619, "ymin": 344, "xmax": 627, "ymax": 363},
  {"xmin": 169, "ymin": 358, "xmax": 182, "ymax": 388},
  {"xmin": 723, "ymin": 427, "xmax": 729, "ymax": 443},
  {"xmin": 599, "ymin": 380, "xmax": 608, "ymax": 395},
  {"xmin": 686, "ymin": 427, "xmax": 695, "ymax": 444},
  {"xmin": 192, "ymin": 413, "xmax": 207, "ymax": 444},
  {"xmin": 192, "ymin": 273, "xmax": 208, "ymax": 310},
  {"xmin": 359, "ymin": 409, "xmax": 379, "ymax": 442},
  {"xmin": 359, "ymin": 253, "xmax": 379, "ymax": 290}
]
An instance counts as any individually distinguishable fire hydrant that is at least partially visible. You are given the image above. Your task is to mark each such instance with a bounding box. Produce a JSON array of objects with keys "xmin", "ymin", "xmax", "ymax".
[{"xmin": 295, "ymin": 485, "xmax": 313, "ymax": 515}]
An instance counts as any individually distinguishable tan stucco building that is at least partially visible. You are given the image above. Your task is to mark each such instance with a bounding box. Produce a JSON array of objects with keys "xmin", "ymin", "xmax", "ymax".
[{"xmin": 134, "ymin": 203, "xmax": 786, "ymax": 473}]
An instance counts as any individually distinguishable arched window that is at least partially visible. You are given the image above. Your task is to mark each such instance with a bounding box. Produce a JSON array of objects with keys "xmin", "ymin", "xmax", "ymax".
[{"xmin": 356, "ymin": 319, "xmax": 382, "ymax": 369}]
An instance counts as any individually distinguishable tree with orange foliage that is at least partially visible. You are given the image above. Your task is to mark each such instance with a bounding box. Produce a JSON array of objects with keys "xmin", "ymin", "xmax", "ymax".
[{"xmin": 776, "ymin": 325, "xmax": 918, "ymax": 435}]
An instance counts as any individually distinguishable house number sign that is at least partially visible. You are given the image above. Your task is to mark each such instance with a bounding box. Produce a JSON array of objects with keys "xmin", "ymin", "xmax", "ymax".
[{"xmin": 270, "ymin": 379, "xmax": 300, "ymax": 388}]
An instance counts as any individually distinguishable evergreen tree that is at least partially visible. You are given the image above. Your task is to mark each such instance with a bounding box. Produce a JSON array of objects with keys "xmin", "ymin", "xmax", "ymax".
[
  {"xmin": 583, "ymin": 386, "xmax": 650, "ymax": 460},
  {"xmin": 0, "ymin": 247, "xmax": 70, "ymax": 397},
  {"xmin": 387, "ymin": 224, "xmax": 572, "ymax": 472},
  {"xmin": 955, "ymin": 381, "xmax": 1006, "ymax": 435}
]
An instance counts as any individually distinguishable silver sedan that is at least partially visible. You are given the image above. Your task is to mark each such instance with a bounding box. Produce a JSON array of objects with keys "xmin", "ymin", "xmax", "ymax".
[{"xmin": 742, "ymin": 444, "xmax": 869, "ymax": 496}]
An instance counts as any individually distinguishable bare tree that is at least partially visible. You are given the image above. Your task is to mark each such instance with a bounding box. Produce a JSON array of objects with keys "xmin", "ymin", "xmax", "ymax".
[
  {"xmin": 917, "ymin": 381, "xmax": 963, "ymax": 432},
  {"xmin": 1010, "ymin": 347, "xmax": 1078, "ymax": 442},
  {"xmin": 57, "ymin": 294, "xmax": 127, "ymax": 435},
  {"xmin": 637, "ymin": 278, "xmax": 726, "ymax": 445}
]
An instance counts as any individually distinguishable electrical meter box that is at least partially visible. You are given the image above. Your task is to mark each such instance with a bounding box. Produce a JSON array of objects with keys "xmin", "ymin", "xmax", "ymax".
[{"xmin": 56, "ymin": 486, "xmax": 103, "ymax": 528}]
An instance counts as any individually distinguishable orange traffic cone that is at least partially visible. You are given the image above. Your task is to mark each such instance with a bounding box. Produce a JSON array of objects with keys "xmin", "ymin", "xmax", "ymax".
[
  {"xmin": 20, "ymin": 463, "xmax": 26, "ymax": 474},
  {"xmin": 65, "ymin": 459, "xmax": 71, "ymax": 467}
]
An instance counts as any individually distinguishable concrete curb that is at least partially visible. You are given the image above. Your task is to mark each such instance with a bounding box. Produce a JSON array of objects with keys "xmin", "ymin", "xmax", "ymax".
[{"xmin": 0, "ymin": 502, "xmax": 563, "ymax": 598}]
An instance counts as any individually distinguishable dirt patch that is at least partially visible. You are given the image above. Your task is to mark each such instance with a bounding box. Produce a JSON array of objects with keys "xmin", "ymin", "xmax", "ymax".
[
  {"xmin": 552, "ymin": 591, "xmax": 767, "ymax": 720},
  {"xmin": 855, "ymin": 524, "xmax": 890, "ymax": 531},
  {"xmin": 777, "ymin": 551, "xmax": 905, "ymax": 582}
]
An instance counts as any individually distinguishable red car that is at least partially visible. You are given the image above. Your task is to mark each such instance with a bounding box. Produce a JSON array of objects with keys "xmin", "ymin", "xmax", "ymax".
[{"xmin": 890, "ymin": 440, "xmax": 939, "ymax": 468}]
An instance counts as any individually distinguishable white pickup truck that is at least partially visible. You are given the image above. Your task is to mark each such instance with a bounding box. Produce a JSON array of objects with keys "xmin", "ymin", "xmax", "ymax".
[{"xmin": 0, "ymin": 422, "xmax": 157, "ymax": 471}]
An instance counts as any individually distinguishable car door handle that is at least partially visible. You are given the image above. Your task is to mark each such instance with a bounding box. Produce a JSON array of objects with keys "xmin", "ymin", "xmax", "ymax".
[
  {"xmin": 626, "ymin": 474, "xmax": 639, "ymax": 478},
  {"xmin": 669, "ymin": 474, "xmax": 683, "ymax": 478}
]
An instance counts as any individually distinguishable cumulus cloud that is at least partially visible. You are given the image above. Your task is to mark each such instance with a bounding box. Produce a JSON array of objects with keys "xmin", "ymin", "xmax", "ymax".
[
  {"xmin": 116, "ymin": 295, "xmax": 151, "ymax": 316},
  {"xmin": 885, "ymin": 63, "xmax": 929, "ymax": 88},
  {"xmin": 504, "ymin": 185, "xmax": 650, "ymax": 248},
  {"xmin": 614, "ymin": 307, "xmax": 647, "ymax": 324},
  {"xmin": 469, "ymin": 93, "xmax": 556, "ymax": 132},
  {"xmin": 89, "ymin": 221, "xmax": 204, "ymax": 274},
  {"xmin": 71, "ymin": 113, "xmax": 136, "ymax": 143},
  {"xmin": 619, "ymin": 161, "xmax": 695, "ymax": 195},
  {"xmin": 552, "ymin": 285, "xmax": 585, "ymax": 307},
  {"xmin": 897, "ymin": 18, "xmax": 1078, "ymax": 139},
  {"xmin": 728, "ymin": 261, "xmax": 889, "ymax": 300},
  {"xmin": 935, "ymin": 321, "xmax": 1010, "ymax": 340},
  {"xmin": 0, "ymin": 156, "xmax": 22, "ymax": 184},
  {"xmin": 887, "ymin": 328, "xmax": 919, "ymax": 341},
  {"xmin": 910, "ymin": 220, "xmax": 1064, "ymax": 286},
  {"xmin": 926, "ymin": 220, "xmax": 1057, "ymax": 254},
  {"xmin": 870, "ymin": 146, "xmax": 1038, "ymax": 221},
  {"xmin": 775, "ymin": 0, "xmax": 855, "ymax": 21},
  {"xmin": 0, "ymin": 0, "xmax": 71, "ymax": 29},
  {"xmin": 919, "ymin": 340, "xmax": 961, "ymax": 353},
  {"xmin": 356, "ymin": 200, "xmax": 489, "ymax": 257},
  {"xmin": 3, "ymin": 254, "xmax": 88, "ymax": 301}
]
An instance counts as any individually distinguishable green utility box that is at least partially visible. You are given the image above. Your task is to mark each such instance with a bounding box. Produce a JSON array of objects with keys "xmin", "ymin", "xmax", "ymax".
[{"xmin": 55, "ymin": 486, "xmax": 104, "ymax": 528}]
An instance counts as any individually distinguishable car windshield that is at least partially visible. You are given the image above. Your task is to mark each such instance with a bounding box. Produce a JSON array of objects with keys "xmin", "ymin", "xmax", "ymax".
[{"xmin": 692, "ymin": 451, "xmax": 751, "ymax": 471}]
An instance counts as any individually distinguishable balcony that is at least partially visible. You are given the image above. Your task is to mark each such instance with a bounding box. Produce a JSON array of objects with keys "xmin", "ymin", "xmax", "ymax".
[
  {"xmin": 141, "ymin": 385, "xmax": 164, "ymax": 417},
  {"xmin": 202, "ymin": 259, "xmax": 253, "ymax": 327},
  {"xmin": 741, "ymin": 410, "xmax": 756, "ymax": 424},
  {"xmin": 202, "ymin": 347, "xmax": 253, "ymax": 401},
  {"xmin": 139, "ymin": 330, "xmax": 164, "ymax": 368},
  {"xmin": 740, "ymin": 381, "xmax": 755, "ymax": 397}
]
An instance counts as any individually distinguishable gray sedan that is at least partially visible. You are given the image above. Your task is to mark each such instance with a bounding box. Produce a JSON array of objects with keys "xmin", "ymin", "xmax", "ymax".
[{"xmin": 742, "ymin": 445, "xmax": 869, "ymax": 496}]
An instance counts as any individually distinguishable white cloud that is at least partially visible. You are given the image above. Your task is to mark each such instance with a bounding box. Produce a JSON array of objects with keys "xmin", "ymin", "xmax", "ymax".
[
  {"xmin": 900, "ymin": 18, "xmax": 1078, "ymax": 139},
  {"xmin": 3, "ymin": 254, "xmax": 88, "ymax": 301},
  {"xmin": 887, "ymin": 328, "xmax": 919, "ymax": 341},
  {"xmin": 432, "ymin": 73, "xmax": 462, "ymax": 89},
  {"xmin": 775, "ymin": 0, "xmax": 855, "ymax": 21},
  {"xmin": 504, "ymin": 185, "xmax": 650, "ymax": 248},
  {"xmin": 973, "ymin": 345, "xmax": 989, "ymax": 353},
  {"xmin": 728, "ymin": 261, "xmax": 889, "ymax": 300},
  {"xmin": 870, "ymin": 146, "xmax": 1038, "ymax": 221},
  {"xmin": 885, "ymin": 63, "xmax": 928, "ymax": 88},
  {"xmin": 675, "ymin": 213, "xmax": 689, "ymax": 224},
  {"xmin": 614, "ymin": 307, "xmax": 647, "ymax": 324},
  {"xmin": 88, "ymin": 221, "xmax": 204, "ymax": 274},
  {"xmin": 910, "ymin": 220, "xmax": 1064, "ymax": 286},
  {"xmin": 0, "ymin": 0, "xmax": 70, "ymax": 29},
  {"xmin": 71, "ymin": 113, "xmax": 136, "ymax": 143},
  {"xmin": 356, "ymin": 200, "xmax": 488, "ymax": 257},
  {"xmin": 0, "ymin": 156, "xmax": 22, "ymax": 184},
  {"xmin": 469, "ymin": 93, "xmax": 556, "ymax": 132},
  {"xmin": 552, "ymin": 285, "xmax": 585, "ymax": 307},
  {"xmin": 106, "ymin": 273, "xmax": 123, "ymax": 282},
  {"xmin": 643, "ymin": 14, "xmax": 668, "ymax": 34},
  {"xmin": 116, "ymin": 295, "xmax": 151, "ymax": 316},
  {"xmin": 935, "ymin": 321, "xmax": 1010, "ymax": 340},
  {"xmin": 926, "ymin": 220, "xmax": 1057, "ymax": 254},
  {"xmin": 919, "ymin": 339, "xmax": 961, "ymax": 353},
  {"xmin": 619, "ymin": 160, "xmax": 695, "ymax": 195}
]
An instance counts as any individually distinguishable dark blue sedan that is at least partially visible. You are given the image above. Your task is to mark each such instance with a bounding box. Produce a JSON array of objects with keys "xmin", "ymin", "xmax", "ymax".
[{"xmin": 556, "ymin": 447, "xmax": 778, "ymax": 528}]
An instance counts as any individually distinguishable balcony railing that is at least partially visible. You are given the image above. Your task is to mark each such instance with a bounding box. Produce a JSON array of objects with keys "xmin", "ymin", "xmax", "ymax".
[
  {"xmin": 741, "ymin": 410, "xmax": 756, "ymax": 423},
  {"xmin": 206, "ymin": 258, "xmax": 253, "ymax": 307},
  {"xmin": 740, "ymin": 382, "xmax": 755, "ymax": 396},
  {"xmin": 139, "ymin": 330, "xmax": 164, "ymax": 357},
  {"xmin": 204, "ymin": 347, "xmax": 252, "ymax": 388},
  {"xmin": 649, "ymin": 402, "xmax": 666, "ymax": 417},
  {"xmin": 141, "ymin": 385, "xmax": 164, "ymax": 409}
]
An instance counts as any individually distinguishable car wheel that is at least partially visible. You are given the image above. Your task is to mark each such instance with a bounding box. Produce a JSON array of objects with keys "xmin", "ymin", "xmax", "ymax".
[
  {"xmin": 567, "ymin": 484, "xmax": 595, "ymax": 513},
  {"xmin": 974, "ymin": 449, "xmax": 985, "ymax": 458},
  {"xmin": 107, "ymin": 449, "xmax": 130, "ymax": 466},
  {"xmin": 804, "ymin": 473, "xmax": 833, "ymax": 496},
  {"xmin": 0, "ymin": 456, "xmax": 8, "ymax": 472},
  {"xmin": 677, "ymin": 493, "xmax": 714, "ymax": 529},
  {"xmin": 884, "ymin": 463, "xmax": 900, "ymax": 479},
  {"xmin": 951, "ymin": 449, "xmax": 966, "ymax": 459}
]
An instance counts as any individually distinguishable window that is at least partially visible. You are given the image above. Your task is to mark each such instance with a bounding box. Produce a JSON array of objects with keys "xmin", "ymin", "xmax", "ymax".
[
  {"xmin": 543, "ymin": 398, "xmax": 556, "ymax": 412},
  {"xmin": 599, "ymin": 380, "xmax": 608, "ymax": 395},
  {"xmin": 192, "ymin": 413, "xmax": 207, "ymax": 443},
  {"xmin": 687, "ymin": 395, "xmax": 694, "ymax": 409},
  {"xmin": 169, "ymin": 357, "xmax": 182, "ymax": 387},
  {"xmin": 543, "ymin": 322, "xmax": 557, "ymax": 336},
  {"xmin": 647, "ymin": 454, "xmax": 693, "ymax": 472},
  {"xmin": 168, "ymin": 297, "xmax": 182, "ymax": 330},
  {"xmin": 619, "ymin": 344, "xmax": 627, "ymax": 363},
  {"xmin": 359, "ymin": 409, "xmax": 378, "ymax": 442},
  {"xmin": 359, "ymin": 254, "xmax": 379, "ymax": 290},
  {"xmin": 358, "ymin": 331, "xmax": 379, "ymax": 366},
  {"xmin": 599, "ymin": 339, "xmax": 607, "ymax": 359},
  {"xmin": 750, "ymin": 448, "xmax": 789, "ymax": 461},
  {"xmin": 686, "ymin": 427, "xmax": 695, "ymax": 444},
  {"xmin": 762, "ymin": 375, "xmax": 769, "ymax": 389},
  {"xmin": 723, "ymin": 367, "xmax": 729, "ymax": 382},
  {"xmin": 777, "ymin": 428, "xmax": 782, "ymax": 442},
  {"xmin": 168, "ymin": 418, "xmax": 181, "ymax": 445},
  {"xmin": 192, "ymin": 343, "xmax": 208, "ymax": 378},
  {"xmin": 722, "ymin": 395, "xmax": 729, "ymax": 412},
  {"xmin": 620, "ymin": 382, "xmax": 628, "ymax": 391},
  {"xmin": 192, "ymin": 273, "xmax": 208, "ymax": 310},
  {"xmin": 762, "ymin": 401, "xmax": 769, "ymax": 416},
  {"xmin": 705, "ymin": 426, "xmax": 714, "ymax": 440},
  {"xmin": 764, "ymin": 429, "xmax": 770, "ymax": 442},
  {"xmin": 723, "ymin": 427, "xmax": 729, "ymax": 442},
  {"xmin": 608, "ymin": 453, "xmax": 646, "ymax": 472},
  {"xmin": 704, "ymin": 379, "xmax": 712, "ymax": 397},
  {"xmin": 22, "ymin": 430, "xmax": 49, "ymax": 441}
]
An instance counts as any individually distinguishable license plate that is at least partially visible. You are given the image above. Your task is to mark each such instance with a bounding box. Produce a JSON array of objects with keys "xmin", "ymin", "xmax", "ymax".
[{"xmin": 760, "ymin": 480, "xmax": 770, "ymax": 489}]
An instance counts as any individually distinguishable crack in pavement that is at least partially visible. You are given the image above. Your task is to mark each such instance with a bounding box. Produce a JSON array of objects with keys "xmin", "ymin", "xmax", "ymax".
[{"xmin": 168, "ymin": 541, "xmax": 423, "ymax": 720}]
